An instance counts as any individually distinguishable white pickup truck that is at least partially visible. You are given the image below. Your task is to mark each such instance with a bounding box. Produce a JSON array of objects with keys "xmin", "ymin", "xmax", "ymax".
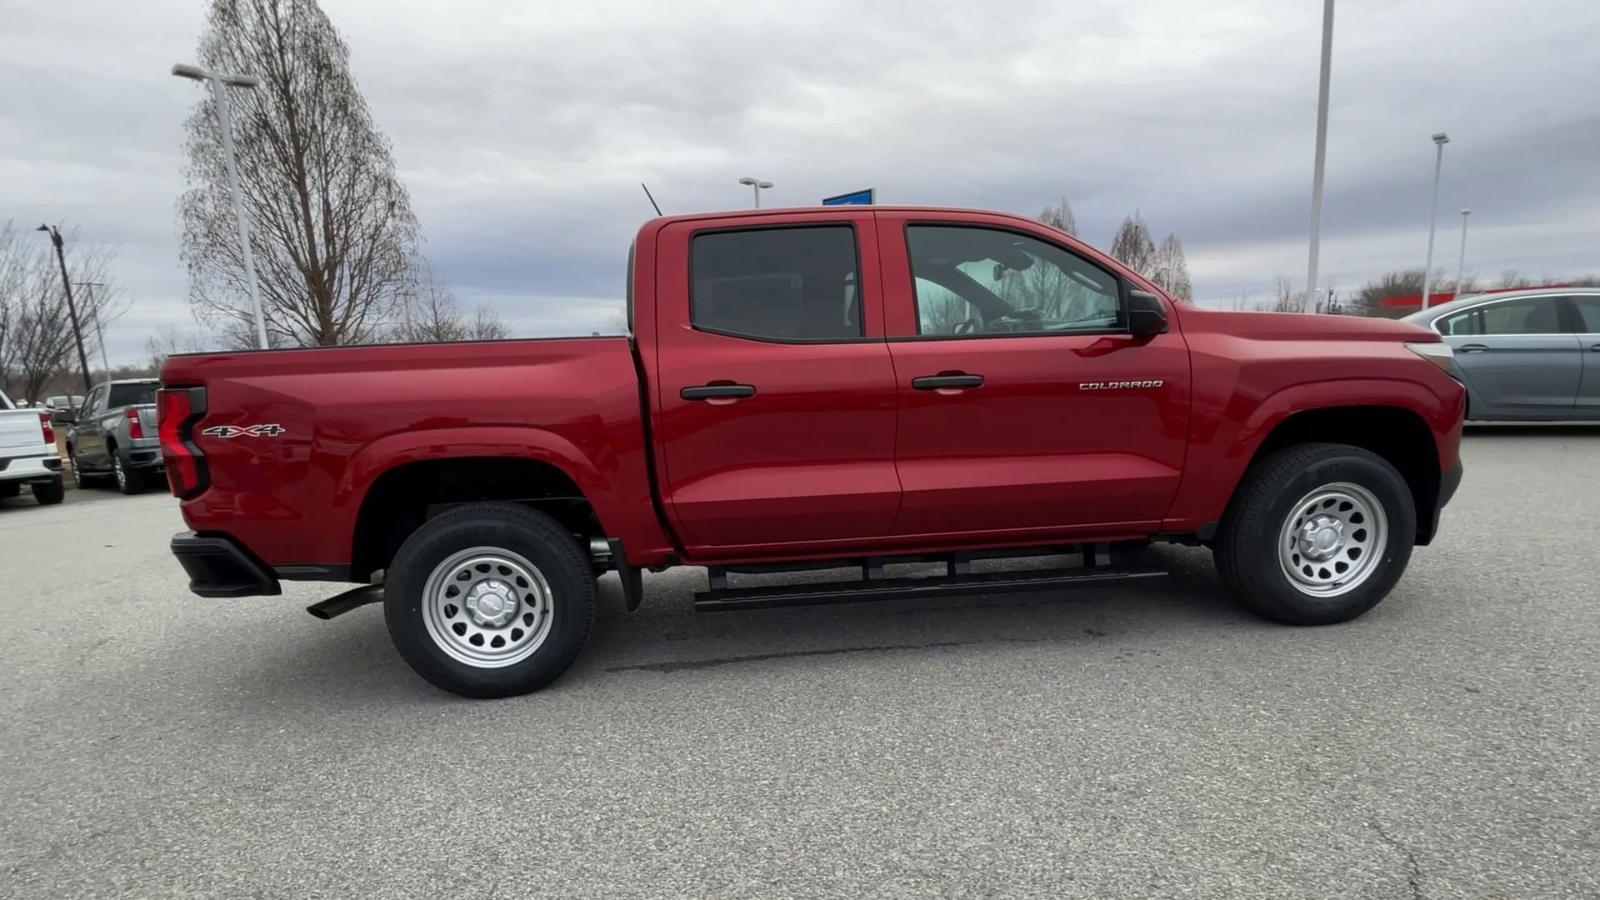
[{"xmin": 0, "ymin": 387, "xmax": 65, "ymax": 505}]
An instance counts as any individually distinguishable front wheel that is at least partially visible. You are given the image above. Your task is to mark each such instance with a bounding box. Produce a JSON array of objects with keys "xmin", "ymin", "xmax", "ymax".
[
  {"xmin": 1214, "ymin": 443, "xmax": 1416, "ymax": 625},
  {"xmin": 384, "ymin": 503, "xmax": 596, "ymax": 698}
]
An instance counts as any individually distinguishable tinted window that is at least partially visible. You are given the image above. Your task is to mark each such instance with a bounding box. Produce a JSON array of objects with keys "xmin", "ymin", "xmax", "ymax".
[
  {"xmin": 1444, "ymin": 297, "xmax": 1569, "ymax": 336},
  {"xmin": 81, "ymin": 389, "xmax": 103, "ymax": 415},
  {"xmin": 1570, "ymin": 295, "xmax": 1600, "ymax": 332},
  {"xmin": 107, "ymin": 383, "xmax": 157, "ymax": 408},
  {"xmin": 906, "ymin": 226, "xmax": 1121, "ymax": 336},
  {"xmin": 690, "ymin": 226, "xmax": 860, "ymax": 341}
]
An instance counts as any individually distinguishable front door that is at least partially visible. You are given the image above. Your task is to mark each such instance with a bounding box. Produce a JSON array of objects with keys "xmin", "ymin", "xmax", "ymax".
[
  {"xmin": 1435, "ymin": 295, "xmax": 1582, "ymax": 419},
  {"xmin": 876, "ymin": 213, "xmax": 1191, "ymax": 538},
  {"xmin": 651, "ymin": 212, "xmax": 901, "ymax": 555},
  {"xmin": 1567, "ymin": 294, "xmax": 1600, "ymax": 418}
]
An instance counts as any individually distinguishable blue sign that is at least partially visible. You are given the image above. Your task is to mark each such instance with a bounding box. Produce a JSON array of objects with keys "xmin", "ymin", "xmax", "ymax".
[{"xmin": 822, "ymin": 188, "xmax": 875, "ymax": 206}]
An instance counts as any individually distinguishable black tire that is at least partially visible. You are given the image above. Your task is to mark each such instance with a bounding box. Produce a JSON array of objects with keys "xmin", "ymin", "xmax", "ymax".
[
  {"xmin": 32, "ymin": 476, "xmax": 65, "ymax": 506},
  {"xmin": 384, "ymin": 503, "xmax": 596, "ymax": 698},
  {"xmin": 1214, "ymin": 442, "xmax": 1415, "ymax": 626},
  {"xmin": 69, "ymin": 451, "xmax": 87, "ymax": 488},
  {"xmin": 113, "ymin": 453, "xmax": 145, "ymax": 495},
  {"xmin": 0, "ymin": 482, "xmax": 20, "ymax": 499}
]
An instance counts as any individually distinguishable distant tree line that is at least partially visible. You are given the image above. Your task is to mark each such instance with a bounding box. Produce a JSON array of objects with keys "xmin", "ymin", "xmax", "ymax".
[{"xmin": 0, "ymin": 221, "xmax": 124, "ymax": 404}]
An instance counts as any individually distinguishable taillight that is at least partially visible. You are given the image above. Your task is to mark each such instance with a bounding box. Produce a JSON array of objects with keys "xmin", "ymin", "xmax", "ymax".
[
  {"xmin": 125, "ymin": 406, "xmax": 144, "ymax": 440},
  {"xmin": 39, "ymin": 412, "xmax": 54, "ymax": 445},
  {"xmin": 157, "ymin": 387, "xmax": 208, "ymax": 499}
]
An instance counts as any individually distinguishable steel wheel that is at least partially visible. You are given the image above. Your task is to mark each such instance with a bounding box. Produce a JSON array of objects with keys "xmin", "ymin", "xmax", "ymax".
[
  {"xmin": 1277, "ymin": 481, "xmax": 1387, "ymax": 598},
  {"xmin": 420, "ymin": 546, "xmax": 555, "ymax": 669}
]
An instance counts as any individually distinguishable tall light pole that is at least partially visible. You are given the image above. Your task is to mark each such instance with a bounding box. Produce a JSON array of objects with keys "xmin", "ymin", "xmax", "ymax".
[
  {"xmin": 1452, "ymin": 208, "xmax": 1471, "ymax": 301},
  {"xmin": 35, "ymin": 226, "xmax": 94, "ymax": 394},
  {"xmin": 172, "ymin": 62, "xmax": 268, "ymax": 349},
  {"xmin": 738, "ymin": 176, "xmax": 774, "ymax": 209},
  {"xmin": 1304, "ymin": 0, "xmax": 1335, "ymax": 311},
  {"xmin": 76, "ymin": 281, "xmax": 111, "ymax": 375},
  {"xmin": 1420, "ymin": 131, "xmax": 1449, "ymax": 309}
]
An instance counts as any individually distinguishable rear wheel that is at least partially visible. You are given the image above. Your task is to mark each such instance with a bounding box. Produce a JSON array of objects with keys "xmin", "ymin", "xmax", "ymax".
[
  {"xmin": 384, "ymin": 503, "xmax": 596, "ymax": 698},
  {"xmin": 112, "ymin": 453, "xmax": 145, "ymax": 495},
  {"xmin": 1214, "ymin": 443, "xmax": 1415, "ymax": 625},
  {"xmin": 33, "ymin": 476, "xmax": 65, "ymax": 505}
]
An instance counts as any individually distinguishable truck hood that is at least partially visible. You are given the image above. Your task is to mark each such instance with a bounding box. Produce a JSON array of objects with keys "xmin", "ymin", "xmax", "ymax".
[{"xmin": 1178, "ymin": 306, "xmax": 1439, "ymax": 342}]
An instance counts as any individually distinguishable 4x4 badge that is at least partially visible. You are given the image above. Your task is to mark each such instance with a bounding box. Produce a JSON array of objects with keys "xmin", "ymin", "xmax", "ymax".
[{"xmin": 202, "ymin": 424, "xmax": 286, "ymax": 438}]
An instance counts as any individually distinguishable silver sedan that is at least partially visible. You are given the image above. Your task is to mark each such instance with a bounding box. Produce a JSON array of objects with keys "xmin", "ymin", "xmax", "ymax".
[{"xmin": 1403, "ymin": 288, "xmax": 1600, "ymax": 421}]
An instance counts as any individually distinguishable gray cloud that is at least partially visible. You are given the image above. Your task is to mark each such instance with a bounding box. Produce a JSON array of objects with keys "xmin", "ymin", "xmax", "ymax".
[{"xmin": 2, "ymin": 0, "xmax": 1597, "ymax": 363}]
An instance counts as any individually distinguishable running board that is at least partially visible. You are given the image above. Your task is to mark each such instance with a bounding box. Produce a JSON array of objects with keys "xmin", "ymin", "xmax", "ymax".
[
  {"xmin": 694, "ymin": 558, "xmax": 1164, "ymax": 613},
  {"xmin": 306, "ymin": 583, "xmax": 384, "ymax": 620}
]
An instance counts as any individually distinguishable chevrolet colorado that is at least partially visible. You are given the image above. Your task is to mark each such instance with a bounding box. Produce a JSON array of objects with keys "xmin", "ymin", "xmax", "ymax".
[{"xmin": 161, "ymin": 206, "xmax": 1465, "ymax": 697}]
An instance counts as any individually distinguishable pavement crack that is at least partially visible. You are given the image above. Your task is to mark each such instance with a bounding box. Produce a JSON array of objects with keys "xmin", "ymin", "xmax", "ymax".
[
  {"xmin": 609, "ymin": 639, "xmax": 987, "ymax": 673},
  {"xmin": 1371, "ymin": 822, "xmax": 1424, "ymax": 900}
]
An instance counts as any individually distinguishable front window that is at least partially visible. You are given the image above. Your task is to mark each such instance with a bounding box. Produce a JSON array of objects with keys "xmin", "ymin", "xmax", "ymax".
[
  {"xmin": 1440, "ymin": 297, "xmax": 1565, "ymax": 336},
  {"xmin": 906, "ymin": 225, "xmax": 1121, "ymax": 337}
]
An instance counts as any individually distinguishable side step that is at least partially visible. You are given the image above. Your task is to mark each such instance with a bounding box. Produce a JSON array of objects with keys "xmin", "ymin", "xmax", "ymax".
[{"xmin": 694, "ymin": 546, "xmax": 1164, "ymax": 613}]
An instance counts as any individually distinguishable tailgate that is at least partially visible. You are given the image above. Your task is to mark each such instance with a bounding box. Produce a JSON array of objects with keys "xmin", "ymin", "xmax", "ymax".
[
  {"xmin": 0, "ymin": 410, "xmax": 45, "ymax": 452},
  {"xmin": 133, "ymin": 404, "xmax": 158, "ymax": 437}
]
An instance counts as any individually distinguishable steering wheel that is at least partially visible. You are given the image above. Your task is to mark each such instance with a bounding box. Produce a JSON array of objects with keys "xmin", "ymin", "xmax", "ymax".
[{"xmin": 953, "ymin": 317, "xmax": 981, "ymax": 335}]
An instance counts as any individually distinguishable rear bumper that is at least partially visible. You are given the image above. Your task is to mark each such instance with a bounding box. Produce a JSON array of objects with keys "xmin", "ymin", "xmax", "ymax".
[
  {"xmin": 0, "ymin": 453, "xmax": 62, "ymax": 483},
  {"xmin": 1418, "ymin": 459, "xmax": 1464, "ymax": 546},
  {"xmin": 171, "ymin": 531, "xmax": 282, "ymax": 598}
]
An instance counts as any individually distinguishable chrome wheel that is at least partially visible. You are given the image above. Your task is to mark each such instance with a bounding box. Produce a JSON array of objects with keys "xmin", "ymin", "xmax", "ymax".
[
  {"xmin": 1278, "ymin": 482, "xmax": 1387, "ymax": 598},
  {"xmin": 71, "ymin": 453, "xmax": 83, "ymax": 488},
  {"xmin": 112, "ymin": 456, "xmax": 126, "ymax": 491},
  {"xmin": 421, "ymin": 546, "xmax": 555, "ymax": 668}
]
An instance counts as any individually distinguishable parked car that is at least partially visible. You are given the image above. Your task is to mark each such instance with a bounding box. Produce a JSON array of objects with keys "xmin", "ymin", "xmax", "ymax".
[
  {"xmin": 161, "ymin": 205, "xmax": 1466, "ymax": 697},
  {"xmin": 0, "ymin": 387, "xmax": 65, "ymax": 505},
  {"xmin": 1402, "ymin": 287, "xmax": 1600, "ymax": 420},
  {"xmin": 61, "ymin": 379, "xmax": 163, "ymax": 494},
  {"xmin": 45, "ymin": 394, "xmax": 85, "ymax": 425}
]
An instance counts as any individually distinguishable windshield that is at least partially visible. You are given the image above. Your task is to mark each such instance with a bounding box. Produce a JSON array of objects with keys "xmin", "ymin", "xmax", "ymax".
[{"xmin": 107, "ymin": 382, "xmax": 157, "ymax": 408}]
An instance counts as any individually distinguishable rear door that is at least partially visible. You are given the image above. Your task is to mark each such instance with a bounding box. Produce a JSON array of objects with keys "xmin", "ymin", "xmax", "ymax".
[
  {"xmin": 876, "ymin": 212, "xmax": 1191, "ymax": 538},
  {"xmin": 1435, "ymin": 295, "xmax": 1581, "ymax": 418},
  {"xmin": 650, "ymin": 211, "xmax": 901, "ymax": 554},
  {"xmin": 1568, "ymin": 294, "xmax": 1600, "ymax": 418}
]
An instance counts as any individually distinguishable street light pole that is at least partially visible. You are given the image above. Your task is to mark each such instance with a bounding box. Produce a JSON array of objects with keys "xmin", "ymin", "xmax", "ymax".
[
  {"xmin": 1305, "ymin": 0, "xmax": 1335, "ymax": 311},
  {"xmin": 1420, "ymin": 131, "xmax": 1449, "ymax": 309},
  {"xmin": 1453, "ymin": 209, "xmax": 1471, "ymax": 302},
  {"xmin": 172, "ymin": 62, "xmax": 268, "ymax": 349},
  {"xmin": 36, "ymin": 226, "xmax": 94, "ymax": 394},
  {"xmin": 76, "ymin": 281, "xmax": 111, "ymax": 375},
  {"xmin": 738, "ymin": 176, "xmax": 774, "ymax": 209}
]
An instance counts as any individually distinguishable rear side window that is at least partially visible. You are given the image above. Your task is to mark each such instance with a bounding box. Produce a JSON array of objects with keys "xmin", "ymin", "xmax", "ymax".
[
  {"xmin": 690, "ymin": 226, "xmax": 861, "ymax": 341},
  {"xmin": 107, "ymin": 383, "xmax": 157, "ymax": 408}
]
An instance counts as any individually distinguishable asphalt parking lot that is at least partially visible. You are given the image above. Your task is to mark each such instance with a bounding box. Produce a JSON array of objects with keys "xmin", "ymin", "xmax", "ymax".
[{"xmin": 2, "ymin": 427, "xmax": 1597, "ymax": 899}]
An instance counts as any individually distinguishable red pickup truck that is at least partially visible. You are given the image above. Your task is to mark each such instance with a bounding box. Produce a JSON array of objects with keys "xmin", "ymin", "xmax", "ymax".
[{"xmin": 161, "ymin": 206, "xmax": 1465, "ymax": 697}]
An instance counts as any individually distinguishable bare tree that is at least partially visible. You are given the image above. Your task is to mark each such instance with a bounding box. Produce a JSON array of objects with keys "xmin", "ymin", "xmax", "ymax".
[
  {"xmin": 1109, "ymin": 212, "xmax": 1157, "ymax": 278},
  {"xmin": 179, "ymin": 0, "xmax": 419, "ymax": 348},
  {"xmin": 1038, "ymin": 198, "xmax": 1078, "ymax": 236},
  {"xmin": 1150, "ymin": 234, "xmax": 1192, "ymax": 300},
  {"xmin": 391, "ymin": 259, "xmax": 509, "ymax": 343},
  {"xmin": 145, "ymin": 324, "xmax": 211, "ymax": 372},
  {"xmin": 0, "ymin": 223, "xmax": 120, "ymax": 401},
  {"xmin": 469, "ymin": 304, "xmax": 510, "ymax": 341}
]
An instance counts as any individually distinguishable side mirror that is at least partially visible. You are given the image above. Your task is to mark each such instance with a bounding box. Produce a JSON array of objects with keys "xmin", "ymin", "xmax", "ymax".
[
  {"xmin": 54, "ymin": 410, "xmax": 76, "ymax": 425},
  {"xmin": 1127, "ymin": 290, "xmax": 1169, "ymax": 338}
]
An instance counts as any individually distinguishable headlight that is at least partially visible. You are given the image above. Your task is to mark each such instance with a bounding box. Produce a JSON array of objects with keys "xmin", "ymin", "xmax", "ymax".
[{"xmin": 1405, "ymin": 341, "xmax": 1462, "ymax": 381}]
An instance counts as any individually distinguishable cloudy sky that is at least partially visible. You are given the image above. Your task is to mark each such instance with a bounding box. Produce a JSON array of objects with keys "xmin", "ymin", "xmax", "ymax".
[{"xmin": 3, "ymin": 0, "xmax": 1597, "ymax": 364}]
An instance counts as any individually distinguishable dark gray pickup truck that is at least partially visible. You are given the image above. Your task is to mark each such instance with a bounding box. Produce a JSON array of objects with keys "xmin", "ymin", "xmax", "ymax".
[{"xmin": 62, "ymin": 379, "xmax": 163, "ymax": 494}]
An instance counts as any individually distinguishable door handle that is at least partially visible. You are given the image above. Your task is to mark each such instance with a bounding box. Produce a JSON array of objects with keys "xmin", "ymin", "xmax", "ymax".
[
  {"xmin": 912, "ymin": 374, "xmax": 984, "ymax": 391},
  {"xmin": 1457, "ymin": 344, "xmax": 1489, "ymax": 353},
  {"xmin": 680, "ymin": 383, "xmax": 756, "ymax": 401},
  {"xmin": 1589, "ymin": 344, "xmax": 1600, "ymax": 352}
]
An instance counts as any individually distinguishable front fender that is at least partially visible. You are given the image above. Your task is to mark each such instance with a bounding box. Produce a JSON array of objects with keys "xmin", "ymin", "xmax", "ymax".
[{"xmin": 1163, "ymin": 377, "xmax": 1461, "ymax": 530}]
